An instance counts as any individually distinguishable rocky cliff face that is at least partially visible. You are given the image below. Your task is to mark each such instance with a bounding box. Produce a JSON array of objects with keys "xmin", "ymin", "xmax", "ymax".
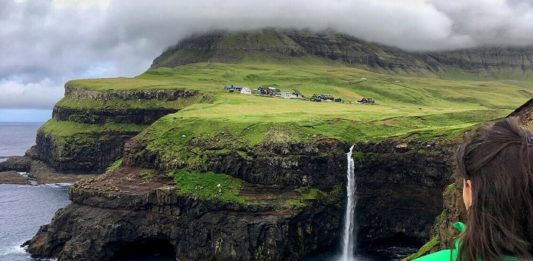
[
  {"xmin": 25, "ymin": 167, "xmax": 343, "ymax": 261},
  {"xmin": 424, "ymin": 47, "xmax": 533, "ymax": 72},
  {"xmin": 151, "ymin": 28, "xmax": 533, "ymax": 76},
  {"xmin": 26, "ymin": 137, "xmax": 453, "ymax": 260},
  {"xmin": 353, "ymin": 142, "xmax": 454, "ymax": 251},
  {"xmin": 29, "ymin": 85, "xmax": 201, "ymax": 173},
  {"xmin": 123, "ymin": 137, "xmax": 347, "ymax": 189},
  {"xmin": 151, "ymin": 29, "xmax": 428, "ymax": 72},
  {"xmin": 30, "ymin": 129, "xmax": 138, "ymax": 173}
]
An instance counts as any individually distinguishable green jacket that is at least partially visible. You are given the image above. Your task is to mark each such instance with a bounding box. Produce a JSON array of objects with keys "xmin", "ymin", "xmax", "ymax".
[
  {"xmin": 415, "ymin": 222, "xmax": 463, "ymax": 261},
  {"xmin": 414, "ymin": 223, "xmax": 519, "ymax": 261}
]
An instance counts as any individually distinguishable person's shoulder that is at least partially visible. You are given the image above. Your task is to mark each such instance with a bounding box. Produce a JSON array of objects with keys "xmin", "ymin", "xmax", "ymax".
[{"xmin": 414, "ymin": 249, "xmax": 455, "ymax": 261}]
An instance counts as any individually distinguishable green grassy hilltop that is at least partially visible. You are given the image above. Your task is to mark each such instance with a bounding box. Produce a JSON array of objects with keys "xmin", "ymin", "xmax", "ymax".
[
  {"xmin": 38, "ymin": 29, "xmax": 533, "ymax": 174},
  {"xmin": 68, "ymin": 63, "xmax": 531, "ymax": 144}
]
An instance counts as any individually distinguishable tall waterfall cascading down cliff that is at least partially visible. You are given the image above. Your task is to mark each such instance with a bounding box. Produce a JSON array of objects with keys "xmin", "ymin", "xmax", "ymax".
[{"xmin": 340, "ymin": 145, "xmax": 357, "ymax": 261}]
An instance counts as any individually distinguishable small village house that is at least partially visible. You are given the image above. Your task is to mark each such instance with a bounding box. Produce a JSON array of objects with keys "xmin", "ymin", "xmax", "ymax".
[
  {"xmin": 240, "ymin": 87, "xmax": 252, "ymax": 95},
  {"xmin": 280, "ymin": 89, "xmax": 304, "ymax": 99},
  {"xmin": 224, "ymin": 84, "xmax": 244, "ymax": 92}
]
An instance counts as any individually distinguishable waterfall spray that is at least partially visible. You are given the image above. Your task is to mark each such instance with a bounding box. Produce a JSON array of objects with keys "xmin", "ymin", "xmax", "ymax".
[{"xmin": 340, "ymin": 145, "xmax": 357, "ymax": 261}]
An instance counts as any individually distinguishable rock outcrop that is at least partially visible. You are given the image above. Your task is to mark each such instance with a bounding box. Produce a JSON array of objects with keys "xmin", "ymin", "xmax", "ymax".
[
  {"xmin": 124, "ymin": 137, "xmax": 347, "ymax": 189},
  {"xmin": 352, "ymin": 142, "xmax": 454, "ymax": 250},
  {"xmin": 30, "ymin": 129, "xmax": 139, "ymax": 173},
  {"xmin": 28, "ymin": 85, "xmax": 202, "ymax": 173},
  {"xmin": 25, "ymin": 168, "xmax": 343, "ymax": 261},
  {"xmin": 26, "ymin": 138, "xmax": 453, "ymax": 260},
  {"xmin": 0, "ymin": 156, "xmax": 31, "ymax": 172}
]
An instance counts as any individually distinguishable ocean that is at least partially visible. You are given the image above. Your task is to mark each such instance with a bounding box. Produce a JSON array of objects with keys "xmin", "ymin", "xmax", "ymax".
[
  {"xmin": 0, "ymin": 184, "xmax": 70, "ymax": 261},
  {"xmin": 0, "ymin": 122, "xmax": 71, "ymax": 261},
  {"xmin": 0, "ymin": 122, "xmax": 42, "ymax": 157}
]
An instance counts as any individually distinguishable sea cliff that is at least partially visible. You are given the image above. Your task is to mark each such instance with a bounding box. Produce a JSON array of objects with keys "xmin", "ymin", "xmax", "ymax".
[
  {"xmin": 25, "ymin": 138, "xmax": 452, "ymax": 260},
  {"xmin": 20, "ymin": 29, "xmax": 533, "ymax": 260}
]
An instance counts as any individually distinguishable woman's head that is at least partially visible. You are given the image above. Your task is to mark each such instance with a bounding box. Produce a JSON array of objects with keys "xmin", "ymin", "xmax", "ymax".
[{"xmin": 456, "ymin": 117, "xmax": 533, "ymax": 261}]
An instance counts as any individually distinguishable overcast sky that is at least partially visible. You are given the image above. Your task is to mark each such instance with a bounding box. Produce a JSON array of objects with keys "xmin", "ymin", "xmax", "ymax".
[{"xmin": 2, "ymin": 0, "xmax": 533, "ymax": 121}]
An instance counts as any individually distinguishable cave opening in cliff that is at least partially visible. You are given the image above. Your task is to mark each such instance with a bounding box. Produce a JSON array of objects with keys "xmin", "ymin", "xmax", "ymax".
[{"xmin": 109, "ymin": 239, "xmax": 175, "ymax": 261}]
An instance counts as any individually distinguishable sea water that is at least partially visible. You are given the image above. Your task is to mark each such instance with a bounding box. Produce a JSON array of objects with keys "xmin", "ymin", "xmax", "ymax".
[
  {"xmin": 0, "ymin": 122, "xmax": 41, "ymax": 157},
  {"xmin": 0, "ymin": 122, "xmax": 71, "ymax": 261},
  {"xmin": 0, "ymin": 184, "xmax": 70, "ymax": 261}
]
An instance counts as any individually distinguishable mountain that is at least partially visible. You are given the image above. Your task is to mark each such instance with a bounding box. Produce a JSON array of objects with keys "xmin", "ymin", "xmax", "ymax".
[
  {"xmin": 152, "ymin": 28, "xmax": 533, "ymax": 78},
  {"xmin": 17, "ymin": 28, "xmax": 533, "ymax": 261}
]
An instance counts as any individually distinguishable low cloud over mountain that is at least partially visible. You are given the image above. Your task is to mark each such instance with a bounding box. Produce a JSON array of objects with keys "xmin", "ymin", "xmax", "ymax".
[{"xmin": 2, "ymin": 0, "xmax": 533, "ymax": 109}]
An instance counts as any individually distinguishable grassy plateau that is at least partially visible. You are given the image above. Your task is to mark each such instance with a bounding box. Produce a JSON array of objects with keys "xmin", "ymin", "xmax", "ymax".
[
  {"xmin": 45, "ymin": 62, "xmax": 532, "ymax": 198},
  {"xmin": 116, "ymin": 63, "xmax": 531, "ymax": 148}
]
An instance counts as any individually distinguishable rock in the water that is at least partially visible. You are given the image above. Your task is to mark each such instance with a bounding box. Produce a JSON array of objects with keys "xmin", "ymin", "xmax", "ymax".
[
  {"xmin": 0, "ymin": 171, "xmax": 29, "ymax": 185},
  {"xmin": 0, "ymin": 156, "xmax": 31, "ymax": 172}
]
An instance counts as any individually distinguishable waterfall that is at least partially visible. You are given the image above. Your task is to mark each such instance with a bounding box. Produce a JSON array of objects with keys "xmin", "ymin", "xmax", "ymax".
[{"xmin": 340, "ymin": 145, "xmax": 357, "ymax": 261}]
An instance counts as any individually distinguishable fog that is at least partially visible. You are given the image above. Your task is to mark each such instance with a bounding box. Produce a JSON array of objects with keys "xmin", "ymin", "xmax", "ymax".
[{"xmin": 1, "ymin": 0, "xmax": 532, "ymax": 111}]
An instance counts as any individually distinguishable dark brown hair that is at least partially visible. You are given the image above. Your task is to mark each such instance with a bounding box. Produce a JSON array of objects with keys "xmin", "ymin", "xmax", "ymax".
[{"xmin": 456, "ymin": 117, "xmax": 533, "ymax": 261}]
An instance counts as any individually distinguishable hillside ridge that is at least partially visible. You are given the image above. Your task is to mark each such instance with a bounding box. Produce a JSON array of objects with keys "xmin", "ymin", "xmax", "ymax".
[{"xmin": 151, "ymin": 28, "xmax": 533, "ymax": 77}]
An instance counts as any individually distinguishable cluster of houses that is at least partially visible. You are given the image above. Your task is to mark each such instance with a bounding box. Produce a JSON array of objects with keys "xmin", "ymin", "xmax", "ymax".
[
  {"xmin": 223, "ymin": 84, "xmax": 375, "ymax": 105},
  {"xmin": 310, "ymin": 94, "xmax": 342, "ymax": 103},
  {"xmin": 224, "ymin": 85, "xmax": 304, "ymax": 99}
]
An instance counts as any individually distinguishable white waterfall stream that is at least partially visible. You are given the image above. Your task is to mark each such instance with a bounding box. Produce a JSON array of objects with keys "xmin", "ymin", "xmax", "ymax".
[{"xmin": 339, "ymin": 145, "xmax": 357, "ymax": 261}]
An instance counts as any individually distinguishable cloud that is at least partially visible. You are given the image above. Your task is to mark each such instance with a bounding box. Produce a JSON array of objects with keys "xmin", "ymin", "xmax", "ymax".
[
  {"xmin": 2, "ymin": 0, "xmax": 533, "ymax": 110},
  {"xmin": 0, "ymin": 78, "xmax": 63, "ymax": 109}
]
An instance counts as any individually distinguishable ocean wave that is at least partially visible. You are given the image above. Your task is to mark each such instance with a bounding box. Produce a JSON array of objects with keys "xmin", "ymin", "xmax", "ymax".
[
  {"xmin": 0, "ymin": 244, "xmax": 57, "ymax": 261},
  {"xmin": 44, "ymin": 183, "xmax": 72, "ymax": 188}
]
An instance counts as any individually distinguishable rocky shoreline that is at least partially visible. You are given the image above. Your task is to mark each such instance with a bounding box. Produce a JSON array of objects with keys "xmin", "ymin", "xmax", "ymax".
[{"xmin": 0, "ymin": 156, "xmax": 97, "ymax": 185}]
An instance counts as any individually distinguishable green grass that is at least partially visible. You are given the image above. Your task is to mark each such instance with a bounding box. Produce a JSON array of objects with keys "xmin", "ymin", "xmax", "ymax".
[
  {"xmin": 168, "ymin": 169, "xmax": 244, "ymax": 203},
  {"xmin": 140, "ymin": 169, "xmax": 156, "ymax": 181},
  {"xmin": 106, "ymin": 159, "xmax": 123, "ymax": 173},
  {"xmin": 166, "ymin": 169, "xmax": 341, "ymax": 206},
  {"xmin": 85, "ymin": 62, "xmax": 529, "ymax": 170},
  {"xmin": 58, "ymin": 62, "xmax": 532, "ymax": 171},
  {"xmin": 286, "ymin": 185, "xmax": 343, "ymax": 208}
]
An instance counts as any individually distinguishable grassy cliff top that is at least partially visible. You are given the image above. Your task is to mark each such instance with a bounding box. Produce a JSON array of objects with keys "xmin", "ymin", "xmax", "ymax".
[
  {"xmin": 73, "ymin": 62, "xmax": 528, "ymax": 169},
  {"xmin": 69, "ymin": 63, "xmax": 531, "ymax": 141}
]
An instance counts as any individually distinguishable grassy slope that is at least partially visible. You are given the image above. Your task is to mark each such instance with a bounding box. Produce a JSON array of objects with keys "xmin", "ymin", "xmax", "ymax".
[
  {"xmin": 55, "ymin": 62, "xmax": 529, "ymax": 169},
  {"xmin": 131, "ymin": 63, "xmax": 530, "ymax": 143},
  {"xmin": 55, "ymin": 62, "xmax": 533, "ymax": 206},
  {"xmin": 53, "ymin": 62, "xmax": 532, "ymax": 169}
]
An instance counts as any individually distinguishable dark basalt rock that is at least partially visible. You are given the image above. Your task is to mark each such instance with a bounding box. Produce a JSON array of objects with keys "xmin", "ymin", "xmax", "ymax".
[
  {"xmin": 124, "ymin": 137, "xmax": 348, "ymax": 189},
  {"xmin": 64, "ymin": 85, "xmax": 197, "ymax": 101},
  {"xmin": 24, "ymin": 169, "xmax": 342, "ymax": 261},
  {"xmin": 28, "ymin": 138, "xmax": 454, "ymax": 260},
  {"xmin": 0, "ymin": 156, "xmax": 31, "ymax": 172},
  {"xmin": 28, "ymin": 86, "xmax": 201, "ymax": 174},
  {"xmin": 31, "ymin": 130, "xmax": 138, "ymax": 173},
  {"xmin": 352, "ymin": 142, "xmax": 454, "ymax": 250},
  {"xmin": 52, "ymin": 106, "xmax": 178, "ymax": 125}
]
